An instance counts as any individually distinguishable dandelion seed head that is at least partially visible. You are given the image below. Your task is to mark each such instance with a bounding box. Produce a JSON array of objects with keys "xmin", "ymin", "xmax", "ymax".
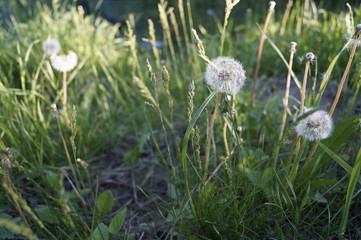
[
  {"xmin": 269, "ymin": 1, "xmax": 276, "ymax": 11},
  {"xmin": 357, "ymin": 23, "xmax": 361, "ymax": 29},
  {"xmin": 305, "ymin": 52, "xmax": 315, "ymax": 61},
  {"xmin": 297, "ymin": 56, "xmax": 305, "ymax": 64},
  {"xmin": 50, "ymin": 51, "xmax": 78, "ymax": 72},
  {"xmin": 42, "ymin": 38, "xmax": 61, "ymax": 56},
  {"xmin": 205, "ymin": 56, "xmax": 246, "ymax": 95},
  {"xmin": 321, "ymin": 72, "xmax": 330, "ymax": 80},
  {"xmin": 290, "ymin": 42, "xmax": 297, "ymax": 52},
  {"xmin": 295, "ymin": 109, "xmax": 333, "ymax": 141}
]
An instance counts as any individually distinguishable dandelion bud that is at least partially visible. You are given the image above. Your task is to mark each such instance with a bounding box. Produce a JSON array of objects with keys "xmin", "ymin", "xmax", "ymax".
[
  {"xmin": 295, "ymin": 109, "xmax": 333, "ymax": 141},
  {"xmin": 305, "ymin": 52, "xmax": 315, "ymax": 61},
  {"xmin": 205, "ymin": 56, "xmax": 246, "ymax": 95},
  {"xmin": 50, "ymin": 51, "xmax": 78, "ymax": 72},
  {"xmin": 269, "ymin": 1, "xmax": 276, "ymax": 11},
  {"xmin": 42, "ymin": 38, "xmax": 61, "ymax": 56}
]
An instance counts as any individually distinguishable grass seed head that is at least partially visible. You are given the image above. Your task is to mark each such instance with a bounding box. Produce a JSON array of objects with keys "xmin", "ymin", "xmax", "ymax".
[
  {"xmin": 42, "ymin": 38, "xmax": 61, "ymax": 56},
  {"xmin": 205, "ymin": 56, "xmax": 246, "ymax": 95},
  {"xmin": 296, "ymin": 109, "xmax": 333, "ymax": 141},
  {"xmin": 50, "ymin": 51, "xmax": 78, "ymax": 72}
]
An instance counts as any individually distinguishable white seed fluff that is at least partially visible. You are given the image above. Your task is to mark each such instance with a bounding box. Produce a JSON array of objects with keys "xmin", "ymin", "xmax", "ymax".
[
  {"xmin": 50, "ymin": 51, "xmax": 78, "ymax": 72},
  {"xmin": 295, "ymin": 109, "xmax": 333, "ymax": 141},
  {"xmin": 205, "ymin": 56, "xmax": 246, "ymax": 95},
  {"xmin": 42, "ymin": 38, "xmax": 61, "ymax": 56}
]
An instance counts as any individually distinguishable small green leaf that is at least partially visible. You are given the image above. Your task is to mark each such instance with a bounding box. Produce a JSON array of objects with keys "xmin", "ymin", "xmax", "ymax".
[
  {"xmin": 34, "ymin": 206, "xmax": 60, "ymax": 224},
  {"xmin": 46, "ymin": 170, "xmax": 63, "ymax": 192},
  {"xmin": 95, "ymin": 191, "xmax": 114, "ymax": 217},
  {"xmin": 108, "ymin": 208, "xmax": 127, "ymax": 235},
  {"xmin": 311, "ymin": 191, "xmax": 327, "ymax": 203},
  {"xmin": 89, "ymin": 223, "xmax": 109, "ymax": 240}
]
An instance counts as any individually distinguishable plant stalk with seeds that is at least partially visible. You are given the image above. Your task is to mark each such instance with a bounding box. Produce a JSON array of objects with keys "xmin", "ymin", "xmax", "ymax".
[
  {"xmin": 1, "ymin": 153, "xmax": 29, "ymax": 228},
  {"xmin": 51, "ymin": 104, "xmax": 81, "ymax": 193},
  {"xmin": 220, "ymin": 0, "xmax": 240, "ymax": 55}
]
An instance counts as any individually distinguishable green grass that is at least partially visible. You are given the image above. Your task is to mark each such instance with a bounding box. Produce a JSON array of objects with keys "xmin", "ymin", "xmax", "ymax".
[{"xmin": 0, "ymin": 0, "xmax": 360, "ymax": 239}]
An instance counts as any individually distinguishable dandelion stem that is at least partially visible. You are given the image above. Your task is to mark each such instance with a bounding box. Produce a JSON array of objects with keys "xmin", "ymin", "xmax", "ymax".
[
  {"xmin": 294, "ymin": 59, "xmax": 311, "ymax": 157},
  {"xmin": 251, "ymin": 2, "xmax": 275, "ymax": 108},
  {"xmin": 223, "ymin": 122, "xmax": 230, "ymax": 156},
  {"xmin": 280, "ymin": 0, "xmax": 293, "ymax": 36},
  {"xmin": 273, "ymin": 42, "xmax": 296, "ymax": 169},
  {"xmin": 205, "ymin": 92, "xmax": 222, "ymax": 177},
  {"xmin": 299, "ymin": 61, "xmax": 310, "ymax": 115},
  {"xmin": 329, "ymin": 37, "xmax": 360, "ymax": 117},
  {"xmin": 62, "ymin": 72, "xmax": 70, "ymax": 127}
]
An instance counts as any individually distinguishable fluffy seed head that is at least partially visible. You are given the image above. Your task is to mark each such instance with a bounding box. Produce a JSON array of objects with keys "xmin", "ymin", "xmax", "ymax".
[
  {"xmin": 42, "ymin": 38, "xmax": 61, "ymax": 56},
  {"xmin": 305, "ymin": 52, "xmax": 315, "ymax": 61},
  {"xmin": 50, "ymin": 51, "xmax": 78, "ymax": 72},
  {"xmin": 295, "ymin": 109, "xmax": 333, "ymax": 141},
  {"xmin": 205, "ymin": 56, "xmax": 246, "ymax": 95},
  {"xmin": 357, "ymin": 23, "xmax": 361, "ymax": 29}
]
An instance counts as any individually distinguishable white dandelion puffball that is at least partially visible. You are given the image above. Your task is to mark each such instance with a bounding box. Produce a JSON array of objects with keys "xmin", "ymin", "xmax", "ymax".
[
  {"xmin": 42, "ymin": 39, "xmax": 61, "ymax": 56},
  {"xmin": 295, "ymin": 109, "xmax": 333, "ymax": 141},
  {"xmin": 50, "ymin": 51, "xmax": 78, "ymax": 72},
  {"xmin": 205, "ymin": 56, "xmax": 246, "ymax": 95}
]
